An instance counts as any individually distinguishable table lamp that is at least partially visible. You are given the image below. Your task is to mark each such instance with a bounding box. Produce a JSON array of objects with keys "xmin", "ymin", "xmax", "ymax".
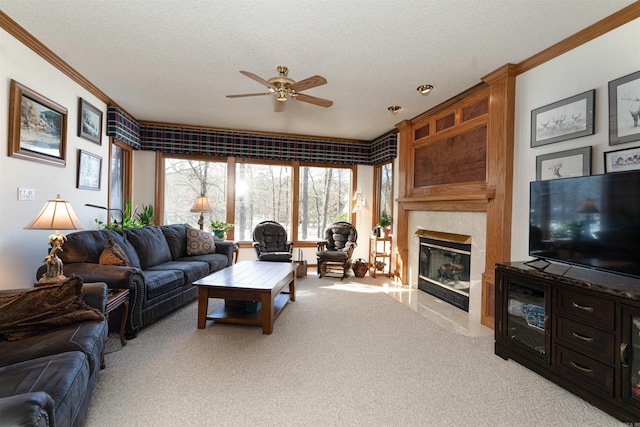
[
  {"xmin": 25, "ymin": 194, "xmax": 86, "ymax": 284},
  {"xmin": 190, "ymin": 194, "xmax": 213, "ymax": 230}
]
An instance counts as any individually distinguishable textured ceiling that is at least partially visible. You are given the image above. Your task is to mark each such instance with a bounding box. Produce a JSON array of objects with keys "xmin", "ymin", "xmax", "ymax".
[{"xmin": 0, "ymin": 1, "xmax": 634, "ymax": 141}]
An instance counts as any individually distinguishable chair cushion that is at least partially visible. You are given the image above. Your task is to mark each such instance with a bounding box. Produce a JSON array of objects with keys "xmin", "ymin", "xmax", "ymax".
[
  {"xmin": 258, "ymin": 252, "xmax": 293, "ymax": 262},
  {"xmin": 60, "ymin": 230, "xmax": 139, "ymax": 267},
  {"xmin": 142, "ymin": 269, "xmax": 184, "ymax": 300},
  {"xmin": 0, "ymin": 276, "xmax": 104, "ymax": 341},
  {"xmin": 126, "ymin": 227, "xmax": 173, "ymax": 269},
  {"xmin": 160, "ymin": 224, "xmax": 189, "ymax": 260},
  {"xmin": 316, "ymin": 250, "xmax": 349, "ymax": 262}
]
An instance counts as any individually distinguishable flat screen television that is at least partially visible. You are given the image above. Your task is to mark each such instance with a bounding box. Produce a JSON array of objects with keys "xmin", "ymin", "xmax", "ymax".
[{"xmin": 529, "ymin": 170, "xmax": 640, "ymax": 279}]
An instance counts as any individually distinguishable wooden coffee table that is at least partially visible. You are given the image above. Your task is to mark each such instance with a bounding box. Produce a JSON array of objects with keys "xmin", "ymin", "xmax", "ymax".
[{"xmin": 193, "ymin": 261, "xmax": 296, "ymax": 334}]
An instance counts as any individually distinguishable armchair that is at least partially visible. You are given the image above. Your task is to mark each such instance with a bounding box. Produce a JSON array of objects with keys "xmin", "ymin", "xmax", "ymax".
[
  {"xmin": 252, "ymin": 220, "xmax": 294, "ymax": 262},
  {"xmin": 316, "ymin": 221, "xmax": 358, "ymax": 279}
]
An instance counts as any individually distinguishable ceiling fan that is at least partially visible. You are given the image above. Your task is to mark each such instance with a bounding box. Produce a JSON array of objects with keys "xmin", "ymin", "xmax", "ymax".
[{"xmin": 226, "ymin": 65, "xmax": 333, "ymax": 112}]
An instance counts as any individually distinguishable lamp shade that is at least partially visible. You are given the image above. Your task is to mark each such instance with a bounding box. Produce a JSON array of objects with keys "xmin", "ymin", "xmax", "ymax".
[
  {"xmin": 190, "ymin": 195, "xmax": 214, "ymax": 213},
  {"xmin": 24, "ymin": 195, "xmax": 86, "ymax": 231},
  {"xmin": 578, "ymin": 198, "xmax": 599, "ymax": 214}
]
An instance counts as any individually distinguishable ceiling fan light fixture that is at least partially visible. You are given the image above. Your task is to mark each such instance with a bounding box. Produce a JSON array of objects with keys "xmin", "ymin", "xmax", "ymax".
[
  {"xmin": 417, "ymin": 84, "xmax": 433, "ymax": 94},
  {"xmin": 388, "ymin": 106, "xmax": 401, "ymax": 114}
]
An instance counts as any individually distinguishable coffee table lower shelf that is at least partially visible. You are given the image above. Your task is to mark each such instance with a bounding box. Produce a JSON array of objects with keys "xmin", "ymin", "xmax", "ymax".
[{"xmin": 205, "ymin": 293, "xmax": 290, "ymax": 326}]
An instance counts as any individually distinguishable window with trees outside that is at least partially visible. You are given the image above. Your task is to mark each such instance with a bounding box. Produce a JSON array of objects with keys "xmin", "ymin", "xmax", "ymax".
[
  {"xmin": 163, "ymin": 156, "xmax": 227, "ymax": 227},
  {"xmin": 376, "ymin": 161, "xmax": 393, "ymax": 222},
  {"xmin": 298, "ymin": 166, "xmax": 352, "ymax": 241},
  {"xmin": 109, "ymin": 139, "xmax": 132, "ymax": 222},
  {"xmin": 161, "ymin": 154, "xmax": 354, "ymax": 244},
  {"xmin": 235, "ymin": 162, "xmax": 292, "ymax": 241}
]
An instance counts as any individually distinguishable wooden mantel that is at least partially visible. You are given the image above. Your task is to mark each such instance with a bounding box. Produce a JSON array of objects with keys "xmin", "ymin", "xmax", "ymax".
[{"xmin": 395, "ymin": 65, "xmax": 515, "ymax": 329}]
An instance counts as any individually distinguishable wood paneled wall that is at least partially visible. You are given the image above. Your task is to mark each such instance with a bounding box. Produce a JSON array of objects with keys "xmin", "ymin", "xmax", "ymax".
[{"xmin": 395, "ymin": 70, "xmax": 515, "ymax": 329}]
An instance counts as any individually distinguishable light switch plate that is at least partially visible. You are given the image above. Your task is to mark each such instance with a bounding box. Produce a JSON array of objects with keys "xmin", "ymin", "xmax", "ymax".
[{"xmin": 18, "ymin": 187, "xmax": 35, "ymax": 201}]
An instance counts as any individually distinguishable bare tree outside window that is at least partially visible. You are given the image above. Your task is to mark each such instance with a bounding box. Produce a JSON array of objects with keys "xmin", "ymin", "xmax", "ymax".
[
  {"xmin": 298, "ymin": 166, "xmax": 351, "ymax": 240},
  {"xmin": 379, "ymin": 162, "xmax": 393, "ymax": 220},
  {"xmin": 164, "ymin": 158, "xmax": 226, "ymax": 228},
  {"xmin": 235, "ymin": 163, "xmax": 292, "ymax": 241}
]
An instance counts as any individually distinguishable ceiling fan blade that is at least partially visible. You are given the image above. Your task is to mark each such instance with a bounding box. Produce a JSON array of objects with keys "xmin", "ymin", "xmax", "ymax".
[
  {"xmin": 274, "ymin": 100, "xmax": 286, "ymax": 112},
  {"xmin": 289, "ymin": 75, "xmax": 327, "ymax": 92},
  {"xmin": 294, "ymin": 93, "xmax": 333, "ymax": 108},
  {"xmin": 239, "ymin": 70, "xmax": 276, "ymax": 89},
  {"xmin": 226, "ymin": 92, "xmax": 272, "ymax": 98}
]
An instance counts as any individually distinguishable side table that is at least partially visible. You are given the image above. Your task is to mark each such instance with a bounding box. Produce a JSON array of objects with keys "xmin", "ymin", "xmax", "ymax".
[{"xmin": 106, "ymin": 288, "xmax": 129, "ymax": 346}]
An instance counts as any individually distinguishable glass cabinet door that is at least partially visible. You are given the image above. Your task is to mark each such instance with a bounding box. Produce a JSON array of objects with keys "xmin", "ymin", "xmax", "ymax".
[
  {"xmin": 504, "ymin": 277, "xmax": 549, "ymax": 361},
  {"xmin": 621, "ymin": 305, "xmax": 640, "ymax": 407}
]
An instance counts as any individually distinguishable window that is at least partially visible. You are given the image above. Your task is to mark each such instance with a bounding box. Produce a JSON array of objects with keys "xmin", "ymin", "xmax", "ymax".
[
  {"xmin": 109, "ymin": 139, "xmax": 132, "ymax": 221},
  {"xmin": 298, "ymin": 166, "xmax": 352, "ymax": 240},
  {"xmin": 163, "ymin": 157, "xmax": 227, "ymax": 227},
  {"xmin": 235, "ymin": 162, "xmax": 292, "ymax": 241},
  {"xmin": 378, "ymin": 161, "xmax": 393, "ymax": 220},
  {"xmin": 159, "ymin": 154, "xmax": 355, "ymax": 243}
]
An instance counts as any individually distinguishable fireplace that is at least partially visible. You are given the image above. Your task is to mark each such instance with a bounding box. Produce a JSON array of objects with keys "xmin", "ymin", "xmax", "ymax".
[{"xmin": 417, "ymin": 230, "xmax": 471, "ymax": 312}]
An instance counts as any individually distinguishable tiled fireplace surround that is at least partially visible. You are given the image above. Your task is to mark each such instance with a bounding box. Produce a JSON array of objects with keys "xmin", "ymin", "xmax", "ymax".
[{"xmin": 407, "ymin": 211, "xmax": 487, "ymax": 321}]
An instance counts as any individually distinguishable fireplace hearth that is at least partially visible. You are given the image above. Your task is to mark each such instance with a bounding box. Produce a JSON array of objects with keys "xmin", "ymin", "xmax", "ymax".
[{"xmin": 417, "ymin": 231, "xmax": 471, "ymax": 312}]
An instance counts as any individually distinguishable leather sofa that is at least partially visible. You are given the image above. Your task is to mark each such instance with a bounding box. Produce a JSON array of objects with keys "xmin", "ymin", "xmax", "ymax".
[
  {"xmin": 0, "ymin": 281, "xmax": 108, "ymax": 427},
  {"xmin": 37, "ymin": 224, "xmax": 234, "ymax": 338}
]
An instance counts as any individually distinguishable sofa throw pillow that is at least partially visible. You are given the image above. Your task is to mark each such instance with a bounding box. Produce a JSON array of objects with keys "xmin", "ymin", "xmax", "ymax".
[
  {"xmin": 186, "ymin": 226, "xmax": 217, "ymax": 256},
  {"xmin": 0, "ymin": 276, "xmax": 104, "ymax": 341},
  {"xmin": 99, "ymin": 238, "xmax": 131, "ymax": 266}
]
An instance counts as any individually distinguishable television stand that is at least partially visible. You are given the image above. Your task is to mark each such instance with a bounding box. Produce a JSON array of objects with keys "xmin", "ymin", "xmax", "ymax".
[{"xmin": 495, "ymin": 261, "xmax": 640, "ymax": 422}]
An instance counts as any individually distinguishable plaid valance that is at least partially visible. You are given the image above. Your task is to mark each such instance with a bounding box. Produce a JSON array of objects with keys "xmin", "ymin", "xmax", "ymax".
[
  {"xmin": 106, "ymin": 106, "xmax": 396, "ymax": 165},
  {"xmin": 106, "ymin": 106, "xmax": 141, "ymax": 149}
]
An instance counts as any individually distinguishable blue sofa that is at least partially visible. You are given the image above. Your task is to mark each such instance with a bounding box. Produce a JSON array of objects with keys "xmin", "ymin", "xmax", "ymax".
[{"xmin": 38, "ymin": 224, "xmax": 235, "ymax": 338}]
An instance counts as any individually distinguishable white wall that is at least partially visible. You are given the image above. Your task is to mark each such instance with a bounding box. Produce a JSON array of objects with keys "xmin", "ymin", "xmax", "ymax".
[
  {"xmin": 512, "ymin": 18, "xmax": 640, "ymax": 262},
  {"xmin": 0, "ymin": 29, "xmax": 110, "ymax": 289}
]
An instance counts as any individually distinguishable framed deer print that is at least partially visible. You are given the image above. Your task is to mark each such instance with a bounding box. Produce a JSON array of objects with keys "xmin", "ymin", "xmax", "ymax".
[
  {"xmin": 531, "ymin": 90, "xmax": 595, "ymax": 147},
  {"xmin": 536, "ymin": 146, "xmax": 591, "ymax": 181},
  {"xmin": 609, "ymin": 70, "xmax": 640, "ymax": 146}
]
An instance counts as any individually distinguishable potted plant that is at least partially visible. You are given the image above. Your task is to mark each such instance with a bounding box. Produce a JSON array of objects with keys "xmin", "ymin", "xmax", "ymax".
[
  {"xmin": 377, "ymin": 211, "xmax": 393, "ymax": 237},
  {"xmin": 95, "ymin": 201, "xmax": 155, "ymax": 230},
  {"xmin": 210, "ymin": 220, "xmax": 234, "ymax": 240}
]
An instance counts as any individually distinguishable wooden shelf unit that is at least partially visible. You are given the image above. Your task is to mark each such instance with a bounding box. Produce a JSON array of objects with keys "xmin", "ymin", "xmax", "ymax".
[{"xmin": 369, "ymin": 235, "xmax": 392, "ymax": 278}]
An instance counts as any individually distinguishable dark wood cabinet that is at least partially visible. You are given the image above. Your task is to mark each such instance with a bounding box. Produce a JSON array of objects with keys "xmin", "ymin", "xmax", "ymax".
[{"xmin": 495, "ymin": 262, "xmax": 640, "ymax": 422}]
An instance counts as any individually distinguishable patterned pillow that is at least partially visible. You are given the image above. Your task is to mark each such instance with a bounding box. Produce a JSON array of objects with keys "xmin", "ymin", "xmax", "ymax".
[
  {"xmin": 0, "ymin": 276, "xmax": 104, "ymax": 341},
  {"xmin": 99, "ymin": 238, "xmax": 131, "ymax": 266},
  {"xmin": 186, "ymin": 226, "xmax": 217, "ymax": 256}
]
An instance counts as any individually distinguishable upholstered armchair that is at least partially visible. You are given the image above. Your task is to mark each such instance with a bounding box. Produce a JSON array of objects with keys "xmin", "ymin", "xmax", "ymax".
[
  {"xmin": 252, "ymin": 220, "xmax": 294, "ymax": 262},
  {"xmin": 316, "ymin": 221, "xmax": 358, "ymax": 279}
]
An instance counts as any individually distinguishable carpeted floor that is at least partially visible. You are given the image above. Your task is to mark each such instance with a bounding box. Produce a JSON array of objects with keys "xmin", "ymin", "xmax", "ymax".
[{"xmin": 87, "ymin": 274, "xmax": 624, "ymax": 426}]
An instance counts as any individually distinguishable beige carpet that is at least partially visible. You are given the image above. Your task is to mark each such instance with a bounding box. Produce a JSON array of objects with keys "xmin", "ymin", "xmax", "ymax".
[{"xmin": 87, "ymin": 274, "xmax": 623, "ymax": 426}]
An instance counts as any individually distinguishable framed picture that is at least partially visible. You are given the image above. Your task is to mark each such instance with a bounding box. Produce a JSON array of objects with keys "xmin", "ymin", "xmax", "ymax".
[
  {"xmin": 536, "ymin": 146, "xmax": 591, "ymax": 181},
  {"xmin": 604, "ymin": 146, "xmax": 640, "ymax": 173},
  {"xmin": 8, "ymin": 80, "xmax": 67, "ymax": 167},
  {"xmin": 531, "ymin": 90, "xmax": 595, "ymax": 147},
  {"xmin": 77, "ymin": 150, "xmax": 102, "ymax": 190},
  {"xmin": 609, "ymin": 70, "xmax": 640, "ymax": 146},
  {"xmin": 78, "ymin": 98, "xmax": 102, "ymax": 145}
]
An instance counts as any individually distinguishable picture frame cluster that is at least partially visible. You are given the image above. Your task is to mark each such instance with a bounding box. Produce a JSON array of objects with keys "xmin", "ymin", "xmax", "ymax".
[
  {"xmin": 532, "ymin": 70, "xmax": 640, "ymax": 180},
  {"xmin": 7, "ymin": 79, "xmax": 104, "ymax": 189}
]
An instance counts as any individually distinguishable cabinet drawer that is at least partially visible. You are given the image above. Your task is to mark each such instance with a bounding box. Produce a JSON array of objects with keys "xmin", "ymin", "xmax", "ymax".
[
  {"xmin": 555, "ymin": 317, "xmax": 614, "ymax": 363},
  {"xmin": 555, "ymin": 289, "xmax": 614, "ymax": 329},
  {"xmin": 555, "ymin": 345, "xmax": 614, "ymax": 397}
]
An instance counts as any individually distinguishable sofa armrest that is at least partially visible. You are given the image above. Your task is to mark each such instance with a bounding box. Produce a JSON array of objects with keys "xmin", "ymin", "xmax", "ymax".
[
  {"xmin": 0, "ymin": 391, "xmax": 54, "ymax": 427},
  {"xmin": 214, "ymin": 241, "xmax": 235, "ymax": 266},
  {"xmin": 81, "ymin": 282, "xmax": 108, "ymax": 313},
  {"xmin": 56, "ymin": 263, "xmax": 145, "ymax": 336}
]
